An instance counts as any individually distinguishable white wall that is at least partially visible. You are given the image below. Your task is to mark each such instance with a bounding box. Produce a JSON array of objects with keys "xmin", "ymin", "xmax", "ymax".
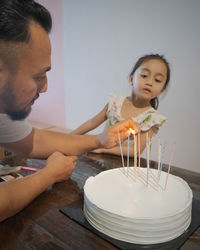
[
  {"xmin": 29, "ymin": 0, "xmax": 66, "ymax": 127},
  {"xmin": 63, "ymin": 0, "xmax": 200, "ymax": 173}
]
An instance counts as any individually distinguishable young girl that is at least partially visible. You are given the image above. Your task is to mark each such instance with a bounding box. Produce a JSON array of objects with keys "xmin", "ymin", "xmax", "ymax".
[{"xmin": 70, "ymin": 54, "xmax": 170, "ymax": 156}]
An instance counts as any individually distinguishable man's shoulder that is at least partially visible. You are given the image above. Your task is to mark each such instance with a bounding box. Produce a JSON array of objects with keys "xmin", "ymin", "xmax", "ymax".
[{"xmin": 0, "ymin": 114, "xmax": 32, "ymax": 143}]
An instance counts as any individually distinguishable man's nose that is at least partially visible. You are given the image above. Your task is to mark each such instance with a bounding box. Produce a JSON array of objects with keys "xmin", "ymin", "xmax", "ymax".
[{"xmin": 39, "ymin": 81, "xmax": 48, "ymax": 93}]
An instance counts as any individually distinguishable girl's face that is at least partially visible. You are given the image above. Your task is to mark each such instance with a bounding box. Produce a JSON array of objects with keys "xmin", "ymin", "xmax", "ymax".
[{"xmin": 130, "ymin": 59, "xmax": 167, "ymax": 102}]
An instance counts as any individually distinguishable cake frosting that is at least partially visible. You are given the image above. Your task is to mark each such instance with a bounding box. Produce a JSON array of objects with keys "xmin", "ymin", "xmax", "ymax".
[{"xmin": 84, "ymin": 167, "xmax": 193, "ymax": 244}]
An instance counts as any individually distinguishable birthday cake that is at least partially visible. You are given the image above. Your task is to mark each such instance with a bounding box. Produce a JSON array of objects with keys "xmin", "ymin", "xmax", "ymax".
[{"xmin": 83, "ymin": 167, "xmax": 193, "ymax": 244}]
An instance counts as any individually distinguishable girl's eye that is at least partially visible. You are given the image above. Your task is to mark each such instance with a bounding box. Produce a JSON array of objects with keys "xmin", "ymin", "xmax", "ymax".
[
  {"xmin": 141, "ymin": 74, "xmax": 147, "ymax": 78},
  {"xmin": 155, "ymin": 78, "xmax": 162, "ymax": 83}
]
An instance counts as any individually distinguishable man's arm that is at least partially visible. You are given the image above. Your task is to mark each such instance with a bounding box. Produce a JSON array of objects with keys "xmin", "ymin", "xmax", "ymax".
[
  {"xmin": 0, "ymin": 152, "xmax": 77, "ymax": 222},
  {"xmin": 1, "ymin": 119, "xmax": 138, "ymax": 159},
  {"xmin": 0, "ymin": 119, "xmax": 138, "ymax": 222},
  {"xmin": 1, "ymin": 128, "xmax": 102, "ymax": 158}
]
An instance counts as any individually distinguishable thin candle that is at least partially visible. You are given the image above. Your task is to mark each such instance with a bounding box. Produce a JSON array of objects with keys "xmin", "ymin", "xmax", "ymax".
[
  {"xmin": 118, "ymin": 133, "xmax": 125, "ymax": 171},
  {"xmin": 164, "ymin": 143, "xmax": 175, "ymax": 190},
  {"xmin": 138, "ymin": 131, "xmax": 141, "ymax": 175},
  {"xmin": 146, "ymin": 133, "xmax": 149, "ymax": 186},
  {"xmin": 129, "ymin": 128, "xmax": 136, "ymax": 180},
  {"xmin": 157, "ymin": 138, "xmax": 161, "ymax": 174},
  {"xmin": 127, "ymin": 134, "xmax": 130, "ymax": 174},
  {"xmin": 159, "ymin": 141, "xmax": 166, "ymax": 180},
  {"xmin": 135, "ymin": 135, "xmax": 138, "ymax": 167},
  {"xmin": 134, "ymin": 133, "xmax": 136, "ymax": 167},
  {"xmin": 148, "ymin": 136, "xmax": 150, "ymax": 186},
  {"xmin": 157, "ymin": 138, "xmax": 161, "ymax": 187},
  {"xmin": 134, "ymin": 133, "xmax": 137, "ymax": 181}
]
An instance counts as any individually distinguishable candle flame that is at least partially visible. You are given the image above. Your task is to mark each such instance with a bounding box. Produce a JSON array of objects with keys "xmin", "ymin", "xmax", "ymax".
[{"xmin": 129, "ymin": 128, "xmax": 135, "ymax": 134}]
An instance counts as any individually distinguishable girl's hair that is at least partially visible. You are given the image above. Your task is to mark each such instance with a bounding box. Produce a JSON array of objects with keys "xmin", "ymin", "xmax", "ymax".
[{"xmin": 130, "ymin": 54, "xmax": 170, "ymax": 110}]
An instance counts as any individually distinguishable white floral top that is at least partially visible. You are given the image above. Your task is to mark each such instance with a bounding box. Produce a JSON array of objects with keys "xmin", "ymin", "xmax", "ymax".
[{"xmin": 106, "ymin": 93, "xmax": 167, "ymax": 133}]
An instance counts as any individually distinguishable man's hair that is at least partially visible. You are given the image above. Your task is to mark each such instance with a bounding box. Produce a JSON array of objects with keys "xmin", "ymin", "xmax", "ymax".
[{"xmin": 0, "ymin": 0, "xmax": 52, "ymax": 43}]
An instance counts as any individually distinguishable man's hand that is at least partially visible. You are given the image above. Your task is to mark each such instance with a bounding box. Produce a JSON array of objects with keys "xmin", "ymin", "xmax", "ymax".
[
  {"xmin": 44, "ymin": 152, "xmax": 77, "ymax": 183},
  {"xmin": 97, "ymin": 119, "xmax": 139, "ymax": 149}
]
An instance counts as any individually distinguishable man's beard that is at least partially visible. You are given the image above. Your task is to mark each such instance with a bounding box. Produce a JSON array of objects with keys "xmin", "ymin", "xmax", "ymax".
[
  {"xmin": 6, "ymin": 107, "xmax": 32, "ymax": 121},
  {"xmin": 1, "ymin": 79, "xmax": 33, "ymax": 121}
]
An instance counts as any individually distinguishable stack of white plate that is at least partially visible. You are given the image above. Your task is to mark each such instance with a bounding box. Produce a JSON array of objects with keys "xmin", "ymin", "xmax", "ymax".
[{"xmin": 84, "ymin": 167, "xmax": 192, "ymax": 244}]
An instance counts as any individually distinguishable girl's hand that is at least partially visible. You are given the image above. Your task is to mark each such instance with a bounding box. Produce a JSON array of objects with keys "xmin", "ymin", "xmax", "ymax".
[{"xmin": 97, "ymin": 119, "xmax": 139, "ymax": 149}]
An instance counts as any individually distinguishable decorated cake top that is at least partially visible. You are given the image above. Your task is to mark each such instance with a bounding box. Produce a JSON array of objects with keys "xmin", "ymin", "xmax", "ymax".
[{"xmin": 84, "ymin": 167, "xmax": 193, "ymax": 219}]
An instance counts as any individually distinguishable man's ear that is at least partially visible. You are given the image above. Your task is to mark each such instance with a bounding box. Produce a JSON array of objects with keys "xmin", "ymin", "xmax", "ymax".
[
  {"xmin": 0, "ymin": 57, "xmax": 4, "ymax": 80},
  {"xmin": 0, "ymin": 56, "xmax": 6, "ymax": 72},
  {"xmin": 0, "ymin": 57, "xmax": 8, "ymax": 91},
  {"xmin": 0, "ymin": 57, "xmax": 3, "ymax": 71}
]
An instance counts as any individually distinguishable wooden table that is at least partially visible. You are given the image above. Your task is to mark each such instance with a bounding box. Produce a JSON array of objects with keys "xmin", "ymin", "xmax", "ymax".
[{"xmin": 0, "ymin": 153, "xmax": 199, "ymax": 250}]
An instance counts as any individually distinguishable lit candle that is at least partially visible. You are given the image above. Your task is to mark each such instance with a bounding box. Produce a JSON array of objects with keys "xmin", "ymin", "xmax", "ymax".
[
  {"xmin": 127, "ymin": 134, "xmax": 130, "ymax": 174},
  {"xmin": 134, "ymin": 133, "xmax": 136, "ymax": 167},
  {"xmin": 129, "ymin": 128, "xmax": 137, "ymax": 181},
  {"xmin": 129, "ymin": 128, "xmax": 135, "ymax": 135}
]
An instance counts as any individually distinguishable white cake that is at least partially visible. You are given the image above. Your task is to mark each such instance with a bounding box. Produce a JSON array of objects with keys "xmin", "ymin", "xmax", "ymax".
[{"xmin": 84, "ymin": 167, "xmax": 193, "ymax": 244}]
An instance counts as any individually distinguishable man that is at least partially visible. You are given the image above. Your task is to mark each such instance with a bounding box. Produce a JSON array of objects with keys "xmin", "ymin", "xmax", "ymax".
[{"xmin": 0, "ymin": 0, "xmax": 138, "ymax": 222}]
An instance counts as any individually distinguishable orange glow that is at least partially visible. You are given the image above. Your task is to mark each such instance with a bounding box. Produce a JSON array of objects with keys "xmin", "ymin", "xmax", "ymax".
[{"xmin": 129, "ymin": 128, "xmax": 135, "ymax": 135}]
